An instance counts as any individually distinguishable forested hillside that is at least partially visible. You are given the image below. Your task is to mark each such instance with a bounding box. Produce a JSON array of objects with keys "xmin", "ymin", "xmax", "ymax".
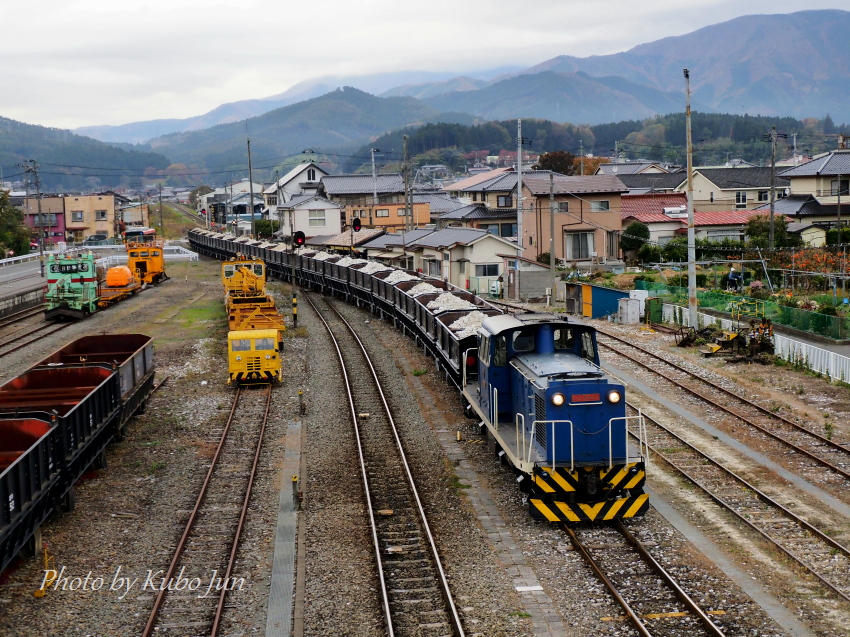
[{"xmin": 0, "ymin": 117, "xmax": 171, "ymax": 191}]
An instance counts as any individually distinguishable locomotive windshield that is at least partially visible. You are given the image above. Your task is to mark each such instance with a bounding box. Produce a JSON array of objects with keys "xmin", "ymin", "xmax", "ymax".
[{"xmin": 554, "ymin": 328, "xmax": 575, "ymax": 350}]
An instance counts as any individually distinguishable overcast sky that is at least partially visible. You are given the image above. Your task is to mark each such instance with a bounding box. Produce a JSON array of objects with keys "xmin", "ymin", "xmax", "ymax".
[{"xmin": 3, "ymin": 0, "xmax": 846, "ymax": 130}]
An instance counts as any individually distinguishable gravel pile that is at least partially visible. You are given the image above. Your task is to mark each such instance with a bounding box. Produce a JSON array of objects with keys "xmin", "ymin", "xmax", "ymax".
[
  {"xmin": 449, "ymin": 311, "xmax": 487, "ymax": 339},
  {"xmin": 359, "ymin": 261, "xmax": 390, "ymax": 274},
  {"xmin": 408, "ymin": 282, "xmax": 441, "ymax": 296},
  {"xmin": 383, "ymin": 270, "xmax": 418, "ymax": 285},
  {"xmin": 311, "ymin": 251, "xmax": 333, "ymax": 260},
  {"xmin": 426, "ymin": 293, "xmax": 476, "ymax": 311},
  {"xmin": 334, "ymin": 256, "xmax": 366, "ymax": 267}
]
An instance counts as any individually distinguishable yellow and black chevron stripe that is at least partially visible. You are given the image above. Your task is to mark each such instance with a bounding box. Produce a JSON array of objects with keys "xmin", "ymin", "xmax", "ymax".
[
  {"xmin": 530, "ymin": 462, "xmax": 645, "ymax": 497},
  {"xmin": 529, "ymin": 493, "xmax": 649, "ymax": 522},
  {"xmin": 229, "ymin": 370, "xmax": 279, "ymax": 384}
]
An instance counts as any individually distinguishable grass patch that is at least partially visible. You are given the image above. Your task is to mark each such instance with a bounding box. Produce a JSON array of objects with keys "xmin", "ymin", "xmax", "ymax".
[
  {"xmin": 412, "ymin": 369, "xmax": 427, "ymax": 377},
  {"xmin": 509, "ymin": 611, "xmax": 531, "ymax": 618},
  {"xmin": 148, "ymin": 460, "xmax": 165, "ymax": 474},
  {"xmin": 449, "ymin": 475, "xmax": 470, "ymax": 490}
]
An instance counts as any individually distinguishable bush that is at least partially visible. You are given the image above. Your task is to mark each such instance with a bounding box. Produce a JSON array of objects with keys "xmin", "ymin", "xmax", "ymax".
[
  {"xmin": 819, "ymin": 305, "xmax": 838, "ymax": 316},
  {"xmin": 637, "ymin": 244, "xmax": 662, "ymax": 264},
  {"xmin": 633, "ymin": 274, "xmax": 656, "ymax": 283}
]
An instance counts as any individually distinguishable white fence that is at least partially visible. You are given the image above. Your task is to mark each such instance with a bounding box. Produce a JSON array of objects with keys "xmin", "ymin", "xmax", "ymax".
[
  {"xmin": 662, "ymin": 303, "xmax": 850, "ymax": 382},
  {"xmin": 0, "ymin": 243, "xmax": 198, "ymax": 269}
]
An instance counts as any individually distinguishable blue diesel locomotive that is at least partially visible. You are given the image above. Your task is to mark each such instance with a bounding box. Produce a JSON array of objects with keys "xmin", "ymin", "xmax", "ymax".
[
  {"xmin": 188, "ymin": 229, "xmax": 648, "ymax": 523},
  {"xmin": 464, "ymin": 313, "xmax": 647, "ymax": 522}
]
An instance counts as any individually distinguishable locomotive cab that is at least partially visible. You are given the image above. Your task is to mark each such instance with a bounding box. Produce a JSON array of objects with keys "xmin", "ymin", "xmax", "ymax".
[
  {"xmin": 227, "ymin": 329, "xmax": 283, "ymax": 384},
  {"xmin": 465, "ymin": 314, "xmax": 648, "ymax": 523}
]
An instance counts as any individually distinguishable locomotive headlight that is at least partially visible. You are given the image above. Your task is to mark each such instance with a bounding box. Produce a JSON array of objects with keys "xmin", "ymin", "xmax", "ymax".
[
  {"xmin": 607, "ymin": 390, "xmax": 622, "ymax": 403},
  {"xmin": 551, "ymin": 393, "xmax": 565, "ymax": 406},
  {"xmin": 235, "ymin": 356, "xmax": 242, "ymax": 361},
  {"xmin": 265, "ymin": 355, "xmax": 271, "ymax": 360}
]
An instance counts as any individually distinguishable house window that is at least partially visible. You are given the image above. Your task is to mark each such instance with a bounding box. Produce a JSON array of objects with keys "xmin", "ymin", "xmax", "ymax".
[
  {"xmin": 564, "ymin": 231, "xmax": 594, "ymax": 260},
  {"xmin": 459, "ymin": 261, "xmax": 466, "ymax": 274},
  {"xmin": 707, "ymin": 229, "xmax": 744, "ymax": 242},
  {"xmin": 497, "ymin": 195, "xmax": 511, "ymax": 208},
  {"xmin": 71, "ymin": 211, "xmax": 83, "ymax": 222},
  {"xmin": 267, "ymin": 196, "xmax": 277, "ymax": 206},
  {"xmin": 375, "ymin": 208, "xmax": 389, "ymax": 217},
  {"xmin": 735, "ymin": 191, "xmax": 747, "ymax": 208},
  {"xmin": 308, "ymin": 209, "xmax": 325, "ymax": 227},
  {"xmin": 501, "ymin": 223, "xmax": 517, "ymax": 238},
  {"xmin": 398, "ymin": 208, "xmax": 408, "ymax": 217},
  {"xmin": 558, "ymin": 202, "xmax": 569, "ymax": 213},
  {"xmin": 590, "ymin": 200, "xmax": 610, "ymax": 212},
  {"xmin": 307, "ymin": 168, "xmax": 316, "ymax": 181},
  {"xmin": 95, "ymin": 210, "xmax": 107, "ymax": 221},
  {"xmin": 475, "ymin": 264, "xmax": 499, "ymax": 277},
  {"xmin": 831, "ymin": 178, "xmax": 849, "ymax": 196},
  {"xmin": 443, "ymin": 252, "xmax": 450, "ymax": 261},
  {"xmin": 479, "ymin": 224, "xmax": 498, "ymax": 236},
  {"xmin": 758, "ymin": 191, "xmax": 769, "ymax": 202},
  {"xmin": 472, "ymin": 193, "xmax": 477, "ymax": 202},
  {"xmin": 710, "ymin": 192, "xmax": 714, "ymax": 203}
]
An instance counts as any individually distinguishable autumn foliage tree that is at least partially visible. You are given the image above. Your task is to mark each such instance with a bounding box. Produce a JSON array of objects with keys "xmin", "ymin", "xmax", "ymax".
[{"xmin": 533, "ymin": 151, "xmax": 577, "ymax": 175}]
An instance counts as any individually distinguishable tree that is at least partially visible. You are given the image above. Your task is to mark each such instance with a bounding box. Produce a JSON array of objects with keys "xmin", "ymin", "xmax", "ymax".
[
  {"xmin": 532, "ymin": 151, "xmax": 577, "ymax": 175},
  {"xmin": 824, "ymin": 114, "xmax": 836, "ymax": 135},
  {"xmin": 536, "ymin": 251, "xmax": 551, "ymax": 265},
  {"xmin": 189, "ymin": 185, "xmax": 214, "ymax": 206},
  {"xmin": 620, "ymin": 221, "xmax": 650, "ymax": 252},
  {"xmin": 745, "ymin": 214, "xmax": 788, "ymax": 247},
  {"xmin": 0, "ymin": 191, "xmax": 31, "ymax": 257}
]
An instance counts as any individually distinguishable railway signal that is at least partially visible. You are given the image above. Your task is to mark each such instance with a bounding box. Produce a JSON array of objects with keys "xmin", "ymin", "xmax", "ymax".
[
  {"xmin": 293, "ymin": 231, "xmax": 305, "ymax": 246},
  {"xmin": 352, "ymin": 217, "xmax": 362, "ymax": 232}
]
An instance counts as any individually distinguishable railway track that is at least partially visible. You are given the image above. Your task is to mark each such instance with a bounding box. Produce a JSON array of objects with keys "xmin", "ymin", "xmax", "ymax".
[
  {"xmin": 141, "ymin": 384, "xmax": 272, "ymax": 637},
  {"xmin": 0, "ymin": 304, "xmax": 45, "ymax": 330},
  {"xmin": 595, "ymin": 329, "xmax": 850, "ymax": 489},
  {"xmin": 630, "ymin": 403, "xmax": 850, "ymax": 605},
  {"xmin": 0, "ymin": 321, "xmax": 73, "ymax": 358},
  {"xmin": 305, "ymin": 291, "xmax": 466, "ymax": 637},
  {"xmin": 566, "ymin": 521, "xmax": 725, "ymax": 636}
]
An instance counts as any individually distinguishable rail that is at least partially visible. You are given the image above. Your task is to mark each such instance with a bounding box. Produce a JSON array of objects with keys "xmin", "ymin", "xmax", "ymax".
[
  {"xmin": 142, "ymin": 385, "xmax": 272, "ymax": 637},
  {"xmin": 564, "ymin": 522, "xmax": 725, "ymax": 637},
  {"xmin": 596, "ymin": 329, "xmax": 850, "ymax": 483},
  {"xmin": 303, "ymin": 291, "xmax": 465, "ymax": 637},
  {"xmin": 630, "ymin": 403, "xmax": 850, "ymax": 605}
]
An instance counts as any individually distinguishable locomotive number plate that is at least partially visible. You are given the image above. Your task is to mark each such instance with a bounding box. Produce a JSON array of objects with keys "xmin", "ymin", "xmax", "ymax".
[{"xmin": 571, "ymin": 393, "xmax": 600, "ymax": 403}]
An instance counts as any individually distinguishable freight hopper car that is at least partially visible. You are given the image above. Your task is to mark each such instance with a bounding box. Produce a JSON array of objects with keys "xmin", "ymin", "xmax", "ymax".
[
  {"xmin": 222, "ymin": 255, "xmax": 285, "ymax": 384},
  {"xmin": 188, "ymin": 229, "xmax": 648, "ymax": 522},
  {"xmin": 0, "ymin": 334, "xmax": 155, "ymax": 574}
]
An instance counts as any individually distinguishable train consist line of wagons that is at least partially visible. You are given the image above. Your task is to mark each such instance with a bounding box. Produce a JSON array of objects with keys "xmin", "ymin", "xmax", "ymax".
[
  {"xmin": 190, "ymin": 228, "xmax": 649, "ymax": 524},
  {"xmin": 0, "ymin": 335, "xmax": 155, "ymax": 575}
]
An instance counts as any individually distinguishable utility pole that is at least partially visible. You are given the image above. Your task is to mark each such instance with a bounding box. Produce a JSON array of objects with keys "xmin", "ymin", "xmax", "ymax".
[
  {"xmin": 769, "ymin": 127, "xmax": 777, "ymax": 249},
  {"xmin": 274, "ymin": 170, "xmax": 282, "ymax": 239},
  {"xmin": 792, "ymin": 132, "xmax": 798, "ymax": 165},
  {"xmin": 19, "ymin": 160, "xmax": 45, "ymax": 277},
  {"xmin": 615, "ymin": 141, "xmax": 619, "ymax": 164},
  {"xmin": 158, "ymin": 182, "xmax": 164, "ymax": 237},
  {"xmin": 371, "ymin": 148, "xmax": 379, "ymax": 205},
  {"xmin": 517, "ymin": 119, "xmax": 523, "ymax": 257},
  {"xmin": 549, "ymin": 172, "xmax": 556, "ymax": 306},
  {"xmin": 247, "ymin": 138, "xmax": 256, "ymax": 238},
  {"xmin": 763, "ymin": 126, "xmax": 787, "ymax": 249},
  {"xmin": 579, "ymin": 140, "xmax": 584, "ymax": 176},
  {"xmin": 684, "ymin": 69, "xmax": 697, "ymax": 328},
  {"xmin": 403, "ymin": 135, "xmax": 411, "ymax": 233}
]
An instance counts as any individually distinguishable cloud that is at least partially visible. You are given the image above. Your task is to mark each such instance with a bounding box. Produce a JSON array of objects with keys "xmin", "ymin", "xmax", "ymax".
[{"xmin": 1, "ymin": 0, "xmax": 846, "ymax": 128}]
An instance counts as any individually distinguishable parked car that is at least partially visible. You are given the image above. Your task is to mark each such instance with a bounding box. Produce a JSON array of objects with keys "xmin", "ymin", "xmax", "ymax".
[{"xmin": 82, "ymin": 234, "xmax": 109, "ymax": 246}]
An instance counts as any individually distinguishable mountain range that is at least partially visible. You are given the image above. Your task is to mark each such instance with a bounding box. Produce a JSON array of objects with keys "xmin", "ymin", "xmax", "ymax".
[{"xmin": 72, "ymin": 9, "xmax": 850, "ymax": 146}]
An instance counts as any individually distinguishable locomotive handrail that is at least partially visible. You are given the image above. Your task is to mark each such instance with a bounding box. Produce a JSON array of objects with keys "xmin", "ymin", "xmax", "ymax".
[
  {"xmin": 509, "ymin": 360, "xmax": 545, "ymax": 390},
  {"xmin": 461, "ymin": 347, "xmax": 476, "ymax": 387},
  {"xmin": 608, "ymin": 414, "xmax": 647, "ymax": 469},
  {"xmin": 530, "ymin": 420, "xmax": 574, "ymax": 470}
]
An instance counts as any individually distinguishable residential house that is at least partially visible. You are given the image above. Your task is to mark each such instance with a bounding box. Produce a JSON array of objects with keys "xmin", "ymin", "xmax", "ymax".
[
  {"xmin": 622, "ymin": 208, "xmax": 774, "ymax": 246},
  {"xmin": 679, "ymin": 167, "xmax": 789, "ymax": 212},
  {"xmin": 312, "ymin": 227, "xmax": 386, "ymax": 253},
  {"xmin": 271, "ymin": 194, "xmax": 342, "ymax": 239},
  {"xmin": 436, "ymin": 203, "xmax": 516, "ymax": 237},
  {"xmin": 22, "ymin": 196, "xmax": 66, "ymax": 245},
  {"xmin": 753, "ymin": 194, "xmax": 849, "ymax": 228},
  {"xmin": 119, "ymin": 203, "xmax": 150, "ymax": 227},
  {"xmin": 402, "ymin": 227, "xmax": 519, "ymax": 289},
  {"xmin": 779, "ymin": 149, "xmax": 850, "ymax": 214},
  {"xmin": 786, "ymin": 222, "xmax": 827, "ymax": 247},
  {"xmin": 616, "ymin": 171, "xmax": 687, "ymax": 194},
  {"xmin": 442, "ymin": 168, "xmax": 510, "ymax": 203},
  {"xmin": 595, "ymin": 161, "xmax": 672, "ymax": 175},
  {"xmin": 412, "ymin": 192, "xmax": 463, "ymax": 222},
  {"xmin": 520, "ymin": 173, "xmax": 628, "ymax": 263},
  {"xmin": 199, "ymin": 179, "xmax": 265, "ymax": 222},
  {"xmin": 262, "ymin": 162, "xmax": 327, "ymax": 213},
  {"xmin": 64, "ymin": 194, "xmax": 117, "ymax": 241},
  {"xmin": 320, "ymin": 173, "xmax": 430, "ymax": 231},
  {"xmin": 359, "ymin": 229, "xmax": 435, "ymax": 269}
]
